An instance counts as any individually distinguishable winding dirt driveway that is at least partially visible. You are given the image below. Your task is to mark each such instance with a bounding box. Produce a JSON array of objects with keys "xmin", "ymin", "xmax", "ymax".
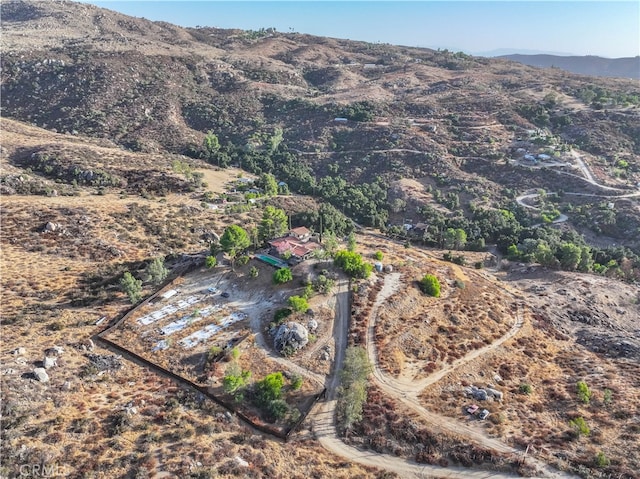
[{"xmin": 311, "ymin": 271, "xmax": 579, "ymax": 478}]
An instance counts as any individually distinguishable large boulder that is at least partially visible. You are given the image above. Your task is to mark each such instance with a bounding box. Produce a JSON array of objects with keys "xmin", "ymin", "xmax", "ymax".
[
  {"xmin": 274, "ymin": 322, "xmax": 309, "ymax": 355},
  {"xmin": 33, "ymin": 368, "xmax": 49, "ymax": 383}
]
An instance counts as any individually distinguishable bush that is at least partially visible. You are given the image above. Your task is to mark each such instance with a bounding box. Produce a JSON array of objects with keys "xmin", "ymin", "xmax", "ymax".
[
  {"xmin": 594, "ymin": 451, "xmax": 610, "ymax": 467},
  {"xmin": 474, "ymin": 261, "xmax": 484, "ymax": 269},
  {"xmin": 255, "ymin": 372, "xmax": 285, "ymax": 404},
  {"xmin": 249, "ymin": 266, "xmax": 258, "ymax": 278},
  {"xmin": 273, "ymin": 308, "xmax": 292, "ymax": 325},
  {"xmin": 236, "ymin": 255, "xmax": 250, "ymax": 266},
  {"xmin": 577, "ymin": 380, "xmax": 592, "ymax": 404},
  {"xmin": 334, "ymin": 250, "xmax": 373, "ymax": 279},
  {"xmin": 569, "ymin": 416, "xmax": 590, "ymax": 437},
  {"xmin": 145, "ymin": 257, "xmax": 169, "ymax": 286},
  {"xmin": 288, "ymin": 295, "xmax": 309, "ymax": 312},
  {"xmin": 291, "ymin": 375, "xmax": 303, "ymax": 391},
  {"xmin": 205, "ymin": 256, "xmax": 217, "ymax": 268},
  {"xmin": 419, "ymin": 274, "xmax": 441, "ymax": 297},
  {"xmin": 120, "ymin": 271, "xmax": 142, "ymax": 303},
  {"xmin": 519, "ymin": 383, "xmax": 532, "ymax": 395},
  {"xmin": 273, "ymin": 268, "xmax": 293, "ymax": 284},
  {"xmin": 374, "ymin": 251, "xmax": 384, "ymax": 261}
]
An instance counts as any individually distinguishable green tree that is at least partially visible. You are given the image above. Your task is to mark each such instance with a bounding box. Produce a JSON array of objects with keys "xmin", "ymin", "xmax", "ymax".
[
  {"xmin": 205, "ymin": 255, "xmax": 217, "ymax": 268},
  {"xmin": 273, "ymin": 267, "xmax": 293, "ymax": 284},
  {"xmin": 419, "ymin": 274, "xmax": 441, "ymax": 298},
  {"xmin": 558, "ymin": 242, "xmax": 582, "ymax": 271},
  {"xmin": 223, "ymin": 370, "xmax": 251, "ymax": 394},
  {"xmin": 144, "ymin": 257, "xmax": 169, "ymax": 286},
  {"xmin": 443, "ymin": 228, "xmax": 467, "ymax": 250},
  {"xmin": 534, "ymin": 241, "xmax": 556, "ymax": 267},
  {"xmin": 322, "ymin": 231, "xmax": 339, "ymax": 256},
  {"xmin": 255, "ymin": 372, "xmax": 285, "ymax": 405},
  {"xmin": 220, "ymin": 225, "xmax": 251, "ymax": 268},
  {"xmin": 334, "ymin": 250, "xmax": 373, "ymax": 279},
  {"xmin": 258, "ymin": 206, "xmax": 288, "ymax": 242},
  {"xmin": 577, "ymin": 380, "xmax": 592, "ymax": 404},
  {"xmin": 202, "ymin": 131, "xmax": 221, "ymax": 164},
  {"xmin": 337, "ymin": 347, "xmax": 372, "ymax": 434},
  {"xmin": 120, "ymin": 271, "xmax": 142, "ymax": 304},
  {"xmin": 347, "ymin": 232, "xmax": 357, "ymax": 252},
  {"xmin": 578, "ymin": 246, "xmax": 594, "ymax": 272},
  {"xmin": 260, "ymin": 172, "xmax": 279, "ymax": 197},
  {"xmin": 288, "ymin": 295, "xmax": 309, "ymax": 312}
]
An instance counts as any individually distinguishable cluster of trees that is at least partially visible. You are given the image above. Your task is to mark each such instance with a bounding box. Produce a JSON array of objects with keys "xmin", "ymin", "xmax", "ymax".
[
  {"xmin": 337, "ymin": 347, "xmax": 372, "ymax": 434},
  {"xmin": 252, "ymin": 372, "xmax": 296, "ymax": 422},
  {"xmin": 119, "ymin": 257, "xmax": 169, "ymax": 304},
  {"xmin": 333, "ymin": 250, "xmax": 373, "ymax": 279}
]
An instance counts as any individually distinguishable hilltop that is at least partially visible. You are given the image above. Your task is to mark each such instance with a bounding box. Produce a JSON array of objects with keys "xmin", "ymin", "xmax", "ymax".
[{"xmin": 499, "ymin": 54, "xmax": 640, "ymax": 80}]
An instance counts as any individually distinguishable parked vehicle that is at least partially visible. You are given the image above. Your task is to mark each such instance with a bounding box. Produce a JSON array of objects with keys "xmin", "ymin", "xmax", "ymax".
[
  {"xmin": 466, "ymin": 404, "xmax": 479, "ymax": 415},
  {"xmin": 479, "ymin": 409, "xmax": 490, "ymax": 420}
]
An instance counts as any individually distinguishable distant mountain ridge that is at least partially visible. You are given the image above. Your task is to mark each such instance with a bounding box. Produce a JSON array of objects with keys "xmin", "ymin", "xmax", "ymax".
[{"xmin": 499, "ymin": 54, "xmax": 640, "ymax": 79}]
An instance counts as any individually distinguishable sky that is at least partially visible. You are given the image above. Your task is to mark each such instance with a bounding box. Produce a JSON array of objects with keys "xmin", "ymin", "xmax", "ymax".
[{"xmin": 83, "ymin": 1, "xmax": 640, "ymax": 58}]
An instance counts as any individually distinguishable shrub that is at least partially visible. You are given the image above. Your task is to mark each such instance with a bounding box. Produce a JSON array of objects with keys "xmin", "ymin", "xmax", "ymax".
[
  {"xmin": 474, "ymin": 261, "xmax": 484, "ymax": 269},
  {"xmin": 519, "ymin": 383, "xmax": 532, "ymax": 395},
  {"xmin": 273, "ymin": 308, "xmax": 292, "ymax": 325},
  {"xmin": 266, "ymin": 399, "xmax": 289, "ymax": 421},
  {"xmin": 120, "ymin": 271, "xmax": 142, "ymax": 304},
  {"xmin": 419, "ymin": 274, "xmax": 441, "ymax": 297},
  {"xmin": 576, "ymin": 380, "xmax": 592, "ymax": 404},
  {"xmin": 273, "ymin": 268, "xmax": 293, "ymax": 284},
  {"xmin": 288, "ymin": 295, "xmax": 309, "ymax": 312},
  {"xmin": 569, "ymin": 416, "xmax": 590, "ymax": 436},
  {"xmin": 603, "ymin": 388, "xmax": 613, "ymax": 406},
  {"xmin": 334, "ymin": 250, "xmax": 373, "ymax": 279},
  {"xmin": 291, "ymin": 375, "xmax": 303, "ymax": 391},
  {"xmin": 374, "ymin": 251, "xmax": 384, "ymax": 260},
  {"xmin": 223, "ymin": 370, "xmax": 251, "ymax": 394},
  {"xmin": 144, "ymin": 257, "xmax": 169, "ymax": 286},
  {"xmin": 205, "ymin": 256, "xmax": 217, "ymax": 268},
  {"xmin": 249, "ymin": 266, "xmax": 258, "ymax": 278},
  {"xmin": 255, "ymin": 371, "xmax": 284, "ymax": 405},
  {"xmin": 236, "ymin": 255, "xmax": 250, "ymax": 266},
  {"xmin": 594, "ymin": 451, "xmax": 610, "ymax": 467}
]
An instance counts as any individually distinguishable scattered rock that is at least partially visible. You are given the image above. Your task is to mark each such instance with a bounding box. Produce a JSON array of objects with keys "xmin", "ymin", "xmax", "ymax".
[
  {"xmin": 234, "ymin": 456, "xmax": 249, "ymax": 468},
  {"xmin": 307, "ymin": 319, "xmax": 318, "ymax": 332},
  {"xmin": 62, "ymin": 381, "xmax": 73, "ymax": 391},
  {"xmin": 33, "ymin": 368, "xmax": 49, "ymax": 383},
  {"xmin": 274, "ymin": 322, "xmax": 309, "ymax": 355},
  {"xmin": 86, "ymin": 339, "xmax": 95, "ymax": 351},
  {"xmin": 44, "ymin": 346, "xmax": 64, "ymax": 357},
  {"xmin": 86, "ymin": 353, "xmax": 123, "ymax": 371},
  {"xmin": 12, "ymin": 347, "xmax": 26, "ymax": 356},
  {"xmin": 43, "ymin": 356, "xmax": 57, "ymax": 369}
]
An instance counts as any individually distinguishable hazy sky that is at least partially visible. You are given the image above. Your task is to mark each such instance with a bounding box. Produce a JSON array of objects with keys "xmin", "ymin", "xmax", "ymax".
[{"xmin": 84, "ymin": 1, "xmax": 640, "ymax": 58}]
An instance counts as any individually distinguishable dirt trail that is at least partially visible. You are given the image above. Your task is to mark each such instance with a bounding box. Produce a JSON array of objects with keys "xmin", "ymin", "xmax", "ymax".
[
  {"xmin": 312, "ymin": 277, "xmax": 526, "ymax": 479},
  {"xmin": 357, "ymin": 273, "xmax": 578, "ymax": 478}
]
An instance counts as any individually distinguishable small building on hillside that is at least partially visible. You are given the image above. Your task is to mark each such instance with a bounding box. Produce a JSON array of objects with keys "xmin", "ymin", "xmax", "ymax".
[{"xmin": 288, "ymin": 226, "xmax": 312, "ymax": 242}]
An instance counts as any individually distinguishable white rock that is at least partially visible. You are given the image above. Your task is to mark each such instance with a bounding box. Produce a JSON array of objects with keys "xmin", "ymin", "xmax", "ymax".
[
  {"xmin": 234, "ymin": 456, "xmax": 249, "ymax": 468},
  {"xmin": 12, "ymin": 347, "xmax": 26, "ymax": 356},
  {"xmin": 33, "ymin": 368, "xmax": 49, "ymax": 383},
  {"xmin": 43, "ymin": 356, "xmax": 57, "ymax": 369}
]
